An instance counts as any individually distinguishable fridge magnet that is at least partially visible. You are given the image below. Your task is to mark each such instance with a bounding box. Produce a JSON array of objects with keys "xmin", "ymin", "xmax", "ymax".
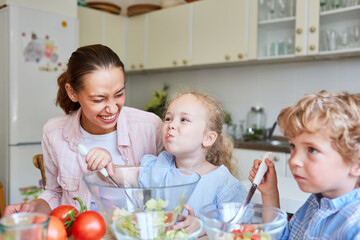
[{"xmin": 22, "ymin": 31, "xmax": 63, "ymax": 72}]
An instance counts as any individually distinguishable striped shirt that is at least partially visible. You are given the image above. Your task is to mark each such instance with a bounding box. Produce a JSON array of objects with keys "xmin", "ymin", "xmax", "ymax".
[
  {"xmin": 280, "ymin": 188, "xmax": 360, "ymax": 240},
  {"xmin": 39, "ymin": 107, "xmax": 164, "ymax": 210}
]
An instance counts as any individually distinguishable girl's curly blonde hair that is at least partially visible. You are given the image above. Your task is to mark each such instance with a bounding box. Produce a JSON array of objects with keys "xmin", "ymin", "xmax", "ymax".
[
  {"xmin": 165, "ymin": 90, "xmax": 238, "ymax": 178},
  {"xmin": 278, "ymin": 90, "xmax": 360, "ymax": 164}
]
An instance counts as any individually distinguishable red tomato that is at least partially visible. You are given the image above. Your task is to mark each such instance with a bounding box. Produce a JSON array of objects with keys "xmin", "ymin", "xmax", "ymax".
[
  {"xmin": 165, "ymin": 212, "xmax": 173, "ymax": 223},
  {"xmin": 72, "ymin": 211, "xmax": 106, "ymax": 240},
  {"xmin": 47, "ymin": 216, "xmax": 67, "ymax": 240},
  {"xmin": 50, "ymin": 205, "xmax": 78, "ymax": 236}
]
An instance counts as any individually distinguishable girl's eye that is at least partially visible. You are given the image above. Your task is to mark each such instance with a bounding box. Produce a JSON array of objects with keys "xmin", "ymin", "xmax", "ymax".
[
  {"xmin": 164, "ymin": 117, "xmax": 171, "ymax": 122},
  {"xmin": 181, "ymin": 118, "xmax": 189, "ymax": 122},
  {"xmin": 93, "ymin": 99, "xmax": 103, "ymax": 103},
  {"xmin": 115, "ymin": 93, "xmax": 123, "ymax": 98},
  {"xmin": 308, "ymin": 147, "xmax": 318, "ymax": 154}
]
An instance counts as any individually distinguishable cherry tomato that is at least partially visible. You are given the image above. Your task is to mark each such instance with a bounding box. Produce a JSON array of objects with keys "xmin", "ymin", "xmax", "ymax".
[
  {"xmin": 165, "ymin": 212, "xmax": 173, "ymax": 223},
  {"xmin": 50, "ymin": 205, "xmax": 78, "ymax": 236},
  {"xmin": 72, "ymin": 211, "xmax": 106, "ymax": 240},
  {"xmin": 47, "ymin": 216, "xmax": 67, "ymax": 240}
]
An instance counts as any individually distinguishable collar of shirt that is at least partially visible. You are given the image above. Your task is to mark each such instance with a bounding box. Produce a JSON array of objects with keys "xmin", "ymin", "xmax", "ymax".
[{"xmin": 315, "ymin": 188, "xmax": 360, "ymax": 210}]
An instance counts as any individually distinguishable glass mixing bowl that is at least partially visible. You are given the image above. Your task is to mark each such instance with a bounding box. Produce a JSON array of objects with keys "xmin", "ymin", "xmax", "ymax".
[
  {"xmin": 112, "ymin": 212, "xmax": 203, "ymax": 240},
  {"xmin": 199, "ymin": 202, "xmax": 287, "ymax": 240},
  {"xmin": 83, "ymin": 166, "xmax": 200, "ymax": 228}
]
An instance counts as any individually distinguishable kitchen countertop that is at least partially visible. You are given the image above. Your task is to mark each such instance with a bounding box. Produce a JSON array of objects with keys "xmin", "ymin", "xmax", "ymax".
[{"xmin": 234, "ymin": 136, "xmax": 290, "ymax": 153}]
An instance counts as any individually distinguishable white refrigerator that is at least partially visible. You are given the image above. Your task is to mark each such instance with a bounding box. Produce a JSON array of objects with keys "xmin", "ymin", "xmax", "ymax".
[{"xmin": 0, "ymin": 5, "xmax": 78, "ymax": 204}]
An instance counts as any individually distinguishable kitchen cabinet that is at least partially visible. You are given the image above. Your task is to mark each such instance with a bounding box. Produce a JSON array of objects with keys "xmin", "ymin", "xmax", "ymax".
[
  {"xmin": 78, "ymin": 6, "xmax": 126, "ymax": 63},
  {"xmin": 257, "ymin": 0, "xmax": 360, "ymax": 59},
  {"xmin": 233, "ymin": 149, "xmax": 289, "ymax": 181},
  {"xmin": 147, "ymin": 4, "xmax": 192, "ymax": 69},
  {"xmin": 192, "ymin": 0, "xmax": 253, "ymax": 65},
  {"xmin": 127, "ymin": 14, "xmax": 147, "ymax": 71}
]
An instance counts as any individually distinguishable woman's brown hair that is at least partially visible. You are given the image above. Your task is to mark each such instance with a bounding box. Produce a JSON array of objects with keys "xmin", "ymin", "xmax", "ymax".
[{"xmin": 56, "ymin": 44, "xmax": 126, "ymax": 114}]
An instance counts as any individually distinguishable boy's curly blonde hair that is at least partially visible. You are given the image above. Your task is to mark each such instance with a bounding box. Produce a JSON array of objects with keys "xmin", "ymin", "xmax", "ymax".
[
  {"xmin": 278, "ymin": 90, "xmax": 360, "ymax": 164},
  {"xmin": 165, "ymin": 90, "xmax": 238, "ymax": 178}
]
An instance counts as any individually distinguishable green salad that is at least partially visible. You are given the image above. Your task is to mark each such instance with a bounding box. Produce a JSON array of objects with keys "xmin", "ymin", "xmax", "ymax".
[{"xmin": 113, "ymin": 198, "xmax": 186, "ymax": 239}]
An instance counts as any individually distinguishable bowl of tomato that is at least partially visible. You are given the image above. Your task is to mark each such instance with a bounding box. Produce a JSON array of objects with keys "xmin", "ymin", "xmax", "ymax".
[
  {"xmin": 112, "ymin": 212, "xmax": 203, "ymax": 240},
  {"xmin": 199, "ymin": 202, "xmax": 287, "ymax": 240},
  {"xmin": 83, "ymin": 166, "xmax": 201, "ymax": 233}
]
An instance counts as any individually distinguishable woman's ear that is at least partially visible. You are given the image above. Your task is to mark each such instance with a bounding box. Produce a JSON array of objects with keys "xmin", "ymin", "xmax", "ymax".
[
  {"xmin": 65, "ymin": 83, "xmax": 78, "ymax": 102},
  {"xmin": 202, "ymin": 131, "xmax": 218, "ymax": 148}
]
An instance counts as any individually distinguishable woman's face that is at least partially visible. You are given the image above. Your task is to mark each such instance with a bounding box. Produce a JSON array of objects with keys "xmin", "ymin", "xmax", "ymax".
[{"xmin": 67, "ymin": 67, "xmax": 125, "ymax": 135}]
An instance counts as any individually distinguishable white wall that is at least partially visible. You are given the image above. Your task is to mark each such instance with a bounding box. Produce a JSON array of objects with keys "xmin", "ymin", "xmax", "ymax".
[{"xmin": 125, "ymin": 58, "xmax": 360, "ymax": 136}]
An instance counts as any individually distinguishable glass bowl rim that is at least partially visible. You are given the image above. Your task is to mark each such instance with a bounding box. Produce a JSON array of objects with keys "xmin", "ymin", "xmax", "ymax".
[
  {"xmin": 0, "ymin": 212, "xmax": 50, "ymax": 230},
  {"xmin": 199, "ymin": 202, "xmax": 287, "ymax": 231},
  {"xmin": 82, "ymin": 166, "xmax": 201, "ymax": 189},
  {"xmin": 112, "ymin": 213, "xmax": 204, "ymax": 240}
]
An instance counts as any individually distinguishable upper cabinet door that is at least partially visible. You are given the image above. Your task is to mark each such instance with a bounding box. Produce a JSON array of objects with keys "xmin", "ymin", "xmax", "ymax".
[
  {"xmin": 192, "ymin": 0, "xmax": 248, "ymax": 65},
  {"xmin": 104, "ymin": 13, "xmax": 126, "ymax": 63},
  {"xmin": 127, "ymin": 14, "xmax": 147, "ymax": 71},
  {"xmin": 147, "ymin": 5, "xmax": 191, "ymax": 70},
  {"xmin": 78, "ymin": 6, "xmax": 102, "ymax": 46}
]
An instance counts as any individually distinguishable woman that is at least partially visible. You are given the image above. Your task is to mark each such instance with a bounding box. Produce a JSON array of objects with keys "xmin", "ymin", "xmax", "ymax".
[{"xmin": 4, "ymin": 44, "xmax": 163, "ymax": 215}]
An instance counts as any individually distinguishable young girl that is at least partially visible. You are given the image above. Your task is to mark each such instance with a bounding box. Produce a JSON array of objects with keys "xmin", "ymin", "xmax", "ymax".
[
  {"xmin": 4, "ymin": 44, "xmax": 163, "ymax": 215},
  {"xmin": 139, "ymin": 91, "xmax": 247, "ymax": 218},
  {"xmin": 250, "ymin": 90, "xmax": 360, "ymax": 239}
]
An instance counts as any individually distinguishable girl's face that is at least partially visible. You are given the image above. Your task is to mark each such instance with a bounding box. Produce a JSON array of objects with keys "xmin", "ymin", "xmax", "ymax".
[
  {"xmin": 288, "ymin": 128, "xmax": 358, "ymax": 199},
  {"xmin": 162, "ymin": 94, "xmax": 211, "ymax": 159},
  {"xmin": 67, "ymin": 67, "xmax": 125, "ymax": 135}
]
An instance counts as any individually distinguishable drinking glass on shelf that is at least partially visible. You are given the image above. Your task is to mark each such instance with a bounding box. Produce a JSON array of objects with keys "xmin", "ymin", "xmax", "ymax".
[
  {"xmin": 278, "ymin": 40, "xmax": 286, "ymax": 55},
  {"xmin": 276, "ymin": 0, "xmax": 286, "ymax": 18},
  {"xmin": 332, "ymin": 0, "xmax": 342, "ymax": 8},
  {"xmin": 320, "ymin": 30, "xmax": 329, "ymax": 51},
  {"xmin": 320, "ymin": 0, "xmax": 327, "ymax": 11},
  {"xmin": 352, "ymin": 24, "xmax": 360, "ymax": 48},
  {"xmin": 258, "ymin": 0, "xmax": 268, "ymax": 21},
  {"xmin": 338, "ymin": 28, "xmax": 351, "ymax": 49},
  {"xmin": 327, "ymin": 29, "xmax": 338, "ymax": 51},
  {"xmin": 267, "ymin": 0, "xmax": 276, "ymax": 20},
  {"xmin": 287, "ymin": 0, "xmax": 295, "ymax": 17}
]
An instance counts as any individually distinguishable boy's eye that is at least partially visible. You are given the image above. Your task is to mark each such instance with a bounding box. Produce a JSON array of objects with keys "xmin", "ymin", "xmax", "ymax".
[
  {"xmin": 181, "ymin": 118, "xmax": 189, "ymax": 122},
  {"xmin": 93, "ymin": 99, "xmax": 103, "ymax": 103},
  {"xmin": 115, "ymin": 93, "xmax": 123, "ymax": 98},
  {"xmin": 164, "ymin": 117, "xmax": 171, "ymax": 122},
  {"xmin": 289, "ymin": 143, "xmax": 295, "ymax": 150},
  {"xmin": 308, "ymin": 147, "xmax": 318, "ymax": 154}
]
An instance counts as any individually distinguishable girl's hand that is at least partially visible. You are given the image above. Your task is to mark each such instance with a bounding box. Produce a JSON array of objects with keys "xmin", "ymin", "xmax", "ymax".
[
  {"xmin": 3, "ymin": 199, "xmax": 51, "ymax": 216},
  {"xmin": 85, "ymin": 147, "xmax": 114, "ymax": 177},
  {"xmin": 249, "ymin": 158, "xmax": 280, "ymax": 207},
  {"xmin": 173, "ymin": 205, "xmax": 206, "ymax": 237}
]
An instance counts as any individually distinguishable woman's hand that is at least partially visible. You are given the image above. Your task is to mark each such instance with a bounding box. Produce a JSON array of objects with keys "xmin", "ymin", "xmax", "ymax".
[
  {"xmin": 172, "ymin": 205, "xmax": 206, "ymax": 237},
  {"xmin": 249, "ymin": 158, "xmax": 280, "ymax": 208},
  {"xmin": 3, "ymin": 199, "xmax": 51, "ymax": 216},
  {"xmin": 85, "ymin": 147, "xmax": 114, "ymax": 177}
]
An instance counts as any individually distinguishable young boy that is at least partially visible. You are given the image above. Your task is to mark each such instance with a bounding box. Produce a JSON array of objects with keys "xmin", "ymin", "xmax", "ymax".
[{"xmin": 249, "ymin": 90, "xmax": 360, "ymax": 239}]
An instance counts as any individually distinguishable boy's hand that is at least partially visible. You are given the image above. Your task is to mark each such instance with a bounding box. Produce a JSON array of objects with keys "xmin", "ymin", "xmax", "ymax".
[
  {"xmin": 249, "ymin": 158, "xmax": 280, "ymax": 207},
  {"xmin": 85, "ymin": 147, "xmax": 114, "ymax": 176},
  {"xmin": 173, "ymin": 205, "xmax": 206, "ymax": 237}
]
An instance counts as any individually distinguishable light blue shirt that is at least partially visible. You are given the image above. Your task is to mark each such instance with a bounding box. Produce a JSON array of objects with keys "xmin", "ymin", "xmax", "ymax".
[
  {"xmin": 139, "ymin": 151, "xmax": 247, "ymax": 216},
  {"xmin": 280, "ymin": 188, "xmax": 360, "ymax": 240}
]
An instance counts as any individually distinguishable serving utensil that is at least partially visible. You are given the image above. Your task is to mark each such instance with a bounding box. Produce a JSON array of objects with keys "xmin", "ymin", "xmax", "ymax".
[
  {"xmin": 78, "ymin": 144, "xmax": 141, "ymax": 210},
  {"xmin": 225, "ymin": 152, "xmax": 272, "ymax": 231}
]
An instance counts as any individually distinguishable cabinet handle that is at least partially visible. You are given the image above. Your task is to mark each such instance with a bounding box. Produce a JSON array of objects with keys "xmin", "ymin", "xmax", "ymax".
[
  {"xmin": 309, "ymin": 26, "xmax": 316, "ymax": 33},
  {"xmin": 182, "ymin": 59, "xmax": 188, "ymax": 65},
  {"xmin": 309, "ymin": 44, "xmax": 316, "ymax": 51},
  {"xmin": 237, "ymin": 53, "xmax": 243, "ymax": 59},
  {"xmin": 296, "ymin": 28, "xmax": 303, "ymax": 34},
  {"xmin": 139, "ymin": 64, "xmax": 144, "ymax": 69},
  {"xmin": 172, "ymin": 60, "xmax": 177, "ymax": 66},
  {"xmin": 225, "ymin": 55, "xmax": 231, "ymax": 61},
  {"xmin": 295, "ymin": 46, "xmax": 302, "ymax": 52},
  {"xmin": 131, "ymin": 64, "xmax": 136, "ymax": 70}
]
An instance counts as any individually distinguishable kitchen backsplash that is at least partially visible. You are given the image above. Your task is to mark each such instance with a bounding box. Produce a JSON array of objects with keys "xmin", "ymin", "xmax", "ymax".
[{"xmin": 125, "ymin": 58, "xmax": 360, "ymax": 136}]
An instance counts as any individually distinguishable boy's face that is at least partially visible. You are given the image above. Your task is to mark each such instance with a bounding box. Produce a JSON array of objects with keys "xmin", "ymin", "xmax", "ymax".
[{"xmin": 288, "ymin": 129, "xmax": 358, "ymax": 199}]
